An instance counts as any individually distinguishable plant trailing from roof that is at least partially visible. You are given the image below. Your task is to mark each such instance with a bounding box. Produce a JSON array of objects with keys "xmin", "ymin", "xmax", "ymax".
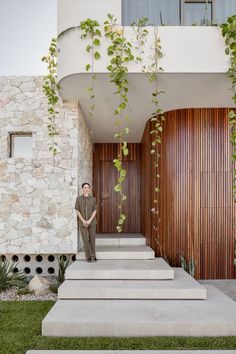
[
  {"xmin": 80, "ymin": 18, "xmax": 101, "ymax": 144},
  {"xmin": 104, "ymin": 14, "xmax": 135, "ymax": 232},
  {"xmin": 220, "ymin": 15, "xmax": 236, "ymax": 265},
  {"xmin": 41, "ymin": 37, "xmax": 61, "ymax": 156},
  {"xmin": 131, "ymin": 17, "xmax": 149, "ymax": 64},
  {"xmin": 132, "ymin": 21, "xmax": 165, "ymax": 234},
  {"xmin": 144, "ymin": 27, "xmax": 165, "ymax": 248}
]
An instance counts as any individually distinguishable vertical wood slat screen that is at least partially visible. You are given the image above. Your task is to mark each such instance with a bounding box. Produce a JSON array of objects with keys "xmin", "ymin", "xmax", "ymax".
[{"xmin": 140, "ymin": 108, "xmax": 236, "ymax": 279}]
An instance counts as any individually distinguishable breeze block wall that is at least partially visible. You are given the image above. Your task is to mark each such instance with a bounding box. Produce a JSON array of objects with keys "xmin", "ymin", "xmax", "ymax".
[{"xmin": 0, "ymin": 76, "xmax": 93, "ymax": 254}]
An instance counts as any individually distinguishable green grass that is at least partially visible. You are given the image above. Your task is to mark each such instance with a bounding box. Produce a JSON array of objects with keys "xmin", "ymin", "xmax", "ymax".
[{"xmin": 0, "ymin": 300, "xmax": 236, "ymax": 354}]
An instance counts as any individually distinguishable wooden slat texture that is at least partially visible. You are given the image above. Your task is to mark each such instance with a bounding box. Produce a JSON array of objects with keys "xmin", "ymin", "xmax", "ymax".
[{"xmin": 140, "ymin": 108, "xmax": 236, "ymax": 279}]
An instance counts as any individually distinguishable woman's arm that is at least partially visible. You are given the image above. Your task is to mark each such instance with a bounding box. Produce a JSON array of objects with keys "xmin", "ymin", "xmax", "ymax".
[
  {"xmin": 76, "ymin": 210, "xmax": 86, "ymax": 224},
  {"xmin": 88, "ymin": 210, "xmax": 97, "ymax": 224},
  {"xmin": 87, "ymin": 197, "xmax": 97, "ymax": 224}
]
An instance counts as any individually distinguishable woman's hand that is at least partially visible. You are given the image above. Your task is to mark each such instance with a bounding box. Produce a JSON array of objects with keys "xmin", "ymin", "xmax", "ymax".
[{"xmin": 83, "ymin": 220, "xmax": 91, "ymax": 228}]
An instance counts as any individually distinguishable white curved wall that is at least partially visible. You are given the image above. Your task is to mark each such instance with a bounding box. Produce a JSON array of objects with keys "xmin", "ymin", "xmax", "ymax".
[{"xmin": 57, "ymin": 26, "xmax": 229, "ymax": 82}]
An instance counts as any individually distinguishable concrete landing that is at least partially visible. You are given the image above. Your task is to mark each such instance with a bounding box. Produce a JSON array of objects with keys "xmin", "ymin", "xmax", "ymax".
[
  {"xmin": 58, "ymin": 268, "xmax": 206, "ymax": 299},
  {"xmin": 26, "ymin": 351, "xmax": 236, "ymax": 354},
  {"xmin": 42, "ymin": 285, "xmax": 236, "ymax": 337},
  {"xmin": 65, "ymin": 258, "xmax": 174, "ymax": 280},
  {"xmin": 76, "ymin": 246, "xmax": 155, "ymax": 260},
  {"xmin": 96, "ymin": 233, "xmax": 146, "ymax": 246}
]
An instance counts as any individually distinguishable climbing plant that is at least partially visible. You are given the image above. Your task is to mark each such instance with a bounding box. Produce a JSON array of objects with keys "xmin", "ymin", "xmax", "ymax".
[
  {"xmin": 132, "ymin": 21, "xmax": 165, "ymax": 237},
  {"xmin": 131, "ymin": 17, "xmax": 149, "ymax": 64},
  {"xmin": 42, "ymin": 15, "xmax": 166, "ymax": 235},
  {"xmin": 145, "ymin": 27, "xmax": 165, "ymax": 248},
  {"xmin": 41, "ymin": 37, "xmax": 61, "ymax": 156},
  {"xmin": 104, "ymin": 14, "xmax": 135, "ymax": 232},
  {"xmin": 80, "ymin": 19, "xmax": 101, "ymax": 144},
  {"xmin": 220, "ymin": 14, "xmax": 236, "ymax": 265}
]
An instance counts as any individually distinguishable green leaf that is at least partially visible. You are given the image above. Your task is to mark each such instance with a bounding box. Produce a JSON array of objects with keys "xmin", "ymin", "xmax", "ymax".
[
  {"xmin": 86, "ymin": 45, "xmax": 92, "ymax": 53},
  {"xmin": 86, "ymin": 64, "xmax": 91, "ymax": 71},
  {"xmin": 94, "ymin": 51, "xmax": 101, "ymax": 60},
  {"xmin": 114, "ymin": 184, "xmax": 121, "ymax": 192},
  {"xmin": 93, "ymin": 38, "xmax": 100, "ymax": 46}
]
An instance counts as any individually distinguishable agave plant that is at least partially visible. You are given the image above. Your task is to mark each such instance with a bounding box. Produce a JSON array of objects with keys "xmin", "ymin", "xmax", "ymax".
[
  {"xmin": 0, "ymin": 258, "xmax": 27, "ymax": 292},
  {"xmin": 56, "ymin": 255, "xmax": 70, "ymax": 285},
  {"xmin": 179, "ymin": 253, "xmax": 196, "ymax": 277},
  {"xmin": 49, "ymin": 255, "xmax": 70, "ymax": 294}
]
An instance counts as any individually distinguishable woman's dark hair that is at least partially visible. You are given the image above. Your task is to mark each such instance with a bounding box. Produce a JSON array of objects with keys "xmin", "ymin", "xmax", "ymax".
[{"xmin": 82, "ymin": 182, "xmax": 90, "ymax": 188}]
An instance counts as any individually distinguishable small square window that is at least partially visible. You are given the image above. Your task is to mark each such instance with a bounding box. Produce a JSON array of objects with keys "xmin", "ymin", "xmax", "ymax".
[{"xmin": 10, "ymin": 132, "xmax": 33, "ymax": 158}]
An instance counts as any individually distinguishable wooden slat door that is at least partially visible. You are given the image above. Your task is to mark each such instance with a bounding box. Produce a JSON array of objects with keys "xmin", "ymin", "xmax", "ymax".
[{"xmin": 99, "ymin": 161, "xmax": 140, "ymax": 233}]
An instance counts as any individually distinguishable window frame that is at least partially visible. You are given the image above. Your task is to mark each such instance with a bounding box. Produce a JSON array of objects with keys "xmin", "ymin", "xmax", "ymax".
[
  {"xmin": 181, "ymin": 0, "xmax": 215, "ymax": 25},
  {"xmin": 9, "ymin": 131, "xmax": 33, "ymax": 159}
]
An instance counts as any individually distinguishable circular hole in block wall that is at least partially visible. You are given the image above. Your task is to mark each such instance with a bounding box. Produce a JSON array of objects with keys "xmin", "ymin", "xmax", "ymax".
[
  {"xmin": 12, "ymin": 255, "xmax": 18, "ymax": 262},
  {"xmin": 36, "ymin": 255, "xmax": 43, "ymax": 262},
  {"xmin": 24, "ymin": 267, "xmax": 31, "ymax": 274},
  {"xmin": 35, "ymin": 267, "xmax": 43, "ymax": 274},
  {"xmin": 47, "ymin": 267, "xmax": 55, "ymax": 274},
  {"xmin": 72, "ymin": 255, "xmax": 76, "ymax": 261},
  {"xmin": 13, "ymin": 267, "xmax": 18, "ymax": 273},
  {"xmin": 59, "ymin": 255, "xmax": 67, "ymax": 261},
  {"xmin": 1, "ymin": 255, "xmax": 6, "ymax": 262},
  {"xmin": 24, "ymin": 255, "xmax": 31, "ymax": 262},
  {"xmin": 48, "ymin": 255, "xmax": 55, "ymax": 262}
]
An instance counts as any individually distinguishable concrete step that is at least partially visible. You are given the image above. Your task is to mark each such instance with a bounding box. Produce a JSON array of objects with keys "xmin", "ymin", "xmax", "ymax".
[
  {"xmin": 65, "ymin": 258, "xmax": 174, "ymax": 280},
  {"xmin": 59, "ymin": 268, "xmax": 206, "ymax": 300},
  {"xmin": 42, "ymin": 285, "xmax": 236, "ymax": 337},
  {"xmin": 76, "ymin": 245, "xmax": 155, "ymax": 260},
  {"xmin": 96, "ymin": 233, "xmax": 146, "ymax": 246},
  {"xmin": 26, "ymin": 351, "xmax": 236, "ymax": 354}
]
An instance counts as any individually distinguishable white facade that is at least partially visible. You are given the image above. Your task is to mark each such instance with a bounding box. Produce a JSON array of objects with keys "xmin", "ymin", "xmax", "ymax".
[{"xmin": 57, "ymin": 0, "xmax": 233, "ymax": 143}]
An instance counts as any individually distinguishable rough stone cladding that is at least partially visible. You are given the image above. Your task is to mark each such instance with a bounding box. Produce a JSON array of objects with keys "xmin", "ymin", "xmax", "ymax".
[{"xmin": 0, "ymin": 76, "xmax": 93, "ymax": 254}]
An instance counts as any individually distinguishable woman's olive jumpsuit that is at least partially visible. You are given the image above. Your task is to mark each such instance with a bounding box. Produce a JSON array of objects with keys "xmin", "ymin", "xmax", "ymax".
[{"xmin": 75, "ymin": 195, "xmax": 97, "ymax": 260}]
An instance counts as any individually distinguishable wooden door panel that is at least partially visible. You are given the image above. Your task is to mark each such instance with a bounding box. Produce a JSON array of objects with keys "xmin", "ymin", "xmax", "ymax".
[{"xmin": 99, "ymin": 161, "xmax": 140, "ymax": 233}]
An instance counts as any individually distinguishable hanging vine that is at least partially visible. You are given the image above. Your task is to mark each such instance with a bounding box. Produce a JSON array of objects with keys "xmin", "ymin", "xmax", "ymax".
[
  {"xmin": 104, "ymin": 14, "xmax": 135, "ymax": 232},
  {"xmin": 41, "ymin": 37, "xmax": 61, "ymax": 156},
  {"xmin": 146, "ymin": 27, "xmax": 165, "ymax": 252},
  {"xmin": 220, "ymin": 14, "xmax": 236, "ymax": 264},
  {"xmin": 131, "ymin": 17, "xmax": 149, "ymax": 64},
  {"xmin": 80, "ymin": 19, "xmax": 101, "ymax": 145}
]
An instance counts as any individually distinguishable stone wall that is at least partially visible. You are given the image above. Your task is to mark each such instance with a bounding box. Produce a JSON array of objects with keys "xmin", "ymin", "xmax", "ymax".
[{"xmin": 0, "ymin": 76, "xmax": 93, "ymax": 254}]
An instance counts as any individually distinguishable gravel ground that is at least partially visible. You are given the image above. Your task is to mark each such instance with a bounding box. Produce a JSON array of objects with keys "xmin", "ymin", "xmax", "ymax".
[{"xmin": 0, "ymin": 286, "xmax": 58, "ymax": 301}]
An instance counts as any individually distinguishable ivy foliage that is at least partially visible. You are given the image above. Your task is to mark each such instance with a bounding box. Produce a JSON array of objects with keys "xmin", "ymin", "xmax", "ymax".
[
  {"xmin": 41, "ymin": 38, "xmax": 60, "ymax": 156},
  {"xmin": 80, "ymin": 18, "xmax": 101, "ymax": 138},
  {"xmin": 220, "ymin": 15, "xmax": 236, "ymax": 265},
  {"xmin": 104, "ymin": 14, "xmax": 135, "ymax": 232}
]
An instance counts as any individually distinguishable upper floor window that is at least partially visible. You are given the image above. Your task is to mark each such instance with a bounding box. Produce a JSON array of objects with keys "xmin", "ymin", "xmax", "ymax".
[
  {"xmin": 122, "ymin": 0, "xmax": 180, "ymax": 26},
  {"xmin": 183, "ymin": 1, "xmax": 213, "ymax": 25},
  {"xmin": 10, "ymin": 132, "xmax": 33, "ymax": 158},
  {"xmin": 122, "ymin": 0, "xmax": 236, "ymax": 26}
]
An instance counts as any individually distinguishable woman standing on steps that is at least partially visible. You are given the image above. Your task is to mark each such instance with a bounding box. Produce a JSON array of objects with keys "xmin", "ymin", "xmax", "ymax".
[{"xmin": 74, "ymin": 182, "xmax": 97, "ymax": 262}]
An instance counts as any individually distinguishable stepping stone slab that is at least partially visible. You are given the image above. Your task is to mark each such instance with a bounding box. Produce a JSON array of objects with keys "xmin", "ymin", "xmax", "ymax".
[
  {"xmin": 42, "ymin": 285, "xmax": 236, "ymax": 337},
  {"xmin": 65, "ymin": 258, "xmax": 174, "ymax": 280},
  {"xmin": 76, "ymin": 246, "xmax": 155, "ymax": 260},
  {"xmin": 59, "ymin": 268, "xmax": 206, "ymax": 299},
  {"xmin": 96, "ymin": 234, "xmax": 146, "ymax": 246}
]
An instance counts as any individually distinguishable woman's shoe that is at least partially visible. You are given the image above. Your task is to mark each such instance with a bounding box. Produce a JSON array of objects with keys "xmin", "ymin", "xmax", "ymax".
[
  {"xmin": 91, "ymin": 256, "xmax": 96, "ymax": 262},
  {"xmin": 87, "ymin": 258, "xmax": 91, "ymax": 262}
]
